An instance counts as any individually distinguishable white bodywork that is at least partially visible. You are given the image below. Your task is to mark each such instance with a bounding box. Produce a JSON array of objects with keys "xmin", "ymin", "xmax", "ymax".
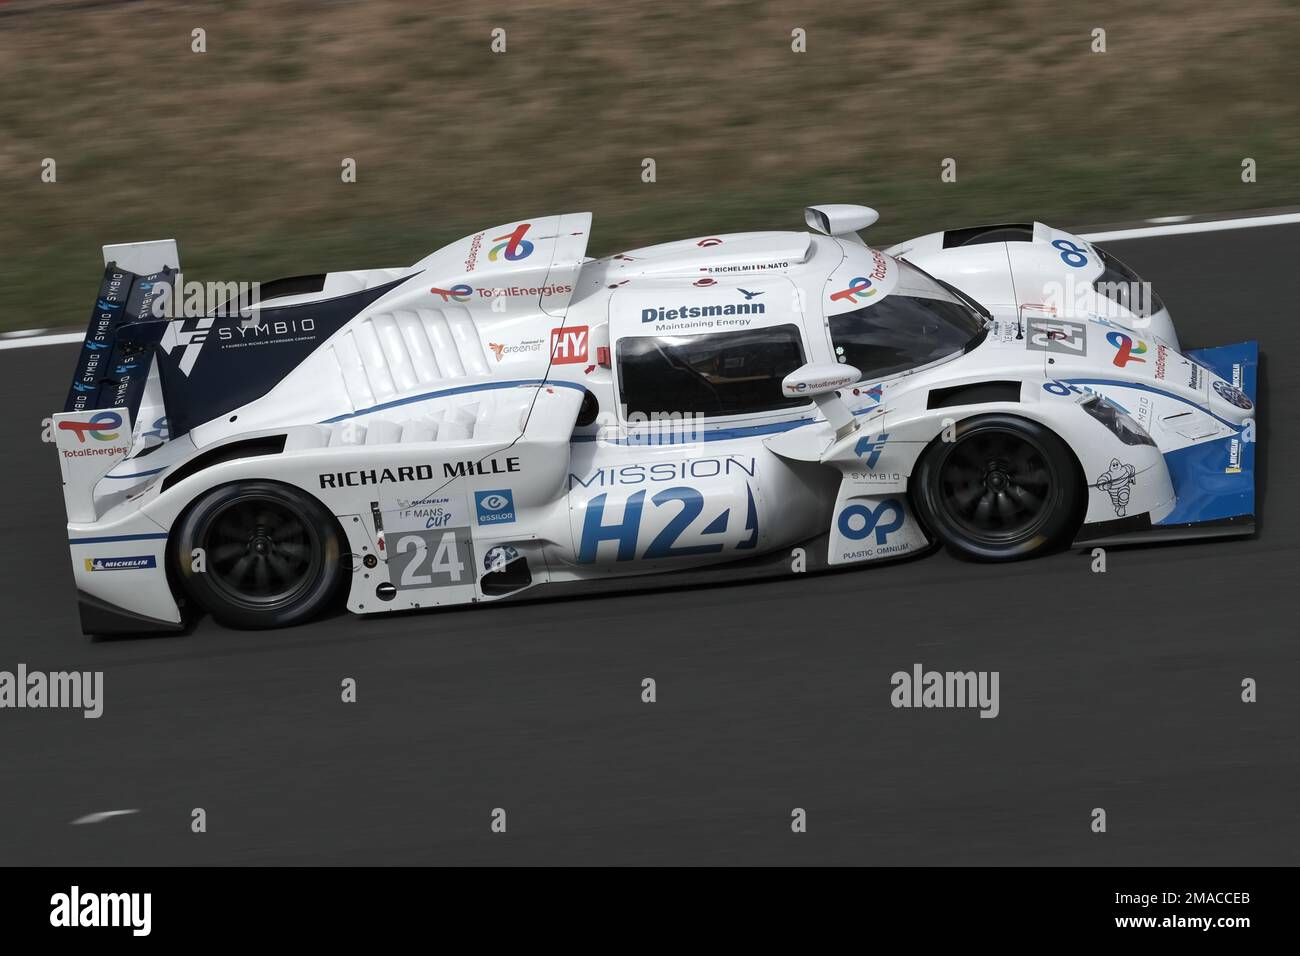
[{"xmin": 52, "ymin": 207, "xmax": 1258, "ymax": 632}]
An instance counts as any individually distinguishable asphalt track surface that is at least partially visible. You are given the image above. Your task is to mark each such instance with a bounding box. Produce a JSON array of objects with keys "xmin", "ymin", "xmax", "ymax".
[{"xmin": 1, "ymin": 224, "xmax": 1298, "ymax": 866}]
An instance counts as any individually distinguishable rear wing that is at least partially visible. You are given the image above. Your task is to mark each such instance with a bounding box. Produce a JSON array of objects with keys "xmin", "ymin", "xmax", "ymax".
[
  {"xmin": 64, "ymin": 240, "xmax": 178, "ymax": 423},
  {"xmin": 55, "ymin": 240, "xmax": 178, "ymax": 522}
]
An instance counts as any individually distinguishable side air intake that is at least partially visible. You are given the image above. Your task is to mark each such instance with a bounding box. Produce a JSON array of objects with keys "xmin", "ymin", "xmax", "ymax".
[{"xmin": 927, "ymin": 381, "xmax": 1022, "ymax": 410}]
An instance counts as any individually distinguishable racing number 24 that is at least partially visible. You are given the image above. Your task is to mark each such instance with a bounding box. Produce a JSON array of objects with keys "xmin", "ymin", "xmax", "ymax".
[{"xmin": 394, "ymin": 531, "xmax": 466, "ymax": 587}]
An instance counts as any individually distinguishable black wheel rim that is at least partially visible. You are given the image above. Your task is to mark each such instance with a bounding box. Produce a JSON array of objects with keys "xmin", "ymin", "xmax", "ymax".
[
  {"xmin": 935, "ymin": 429, "xmax": 1058, "ymax": 544},
  {"xmin": 200, "ymin": 495, "xmax": 323, "ymax": 610}
]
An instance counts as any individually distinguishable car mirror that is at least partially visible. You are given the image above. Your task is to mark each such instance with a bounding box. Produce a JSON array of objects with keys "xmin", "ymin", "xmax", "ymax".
[
  {"xmin": 781, "ymin": 362, "xmax": 862, "ymax": 437},
  {"xmin": 804, "ymin": 204, "xmax": 879, "ymax": 241},
  {"xmin": 781, "ymin": 362, "xmax": 861, "ymax": 398}
]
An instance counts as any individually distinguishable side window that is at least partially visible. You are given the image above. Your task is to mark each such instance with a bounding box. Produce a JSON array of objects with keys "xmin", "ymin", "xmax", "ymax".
[{"xmin": 617, "ymin": 324, "xmax": 808, "ymax": 419}]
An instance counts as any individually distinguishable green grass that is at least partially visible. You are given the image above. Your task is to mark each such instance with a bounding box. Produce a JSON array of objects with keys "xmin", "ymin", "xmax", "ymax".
[{"xmin": 1, "ymin": 0, "xmax": 1297, "ymax": 331}]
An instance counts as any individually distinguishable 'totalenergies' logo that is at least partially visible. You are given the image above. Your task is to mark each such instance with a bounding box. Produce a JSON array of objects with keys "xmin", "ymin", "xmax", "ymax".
[
  {"xmin": 57, "ymin": 411, "xmax": 123, "ymax": 443},
  {"xmin": 829, "ymin": 276, "xmax": 877, "ymax": 304},
  {"xmin": 430, "ymin": 284, "xmax": 473, "ymax": 302},
  {"xmin": 1106, "ymin": 330, "xmax": 1148, "ymax": 367},
  {"xmin": 488, "ymin": 223, "xmax": 535, "ymax": 262}
]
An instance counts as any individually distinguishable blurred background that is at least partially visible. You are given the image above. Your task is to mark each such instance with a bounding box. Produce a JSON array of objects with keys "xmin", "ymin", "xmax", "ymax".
[{"xmin": 1, "ymin": 0, "xmax": 1297, "ymax": 333}]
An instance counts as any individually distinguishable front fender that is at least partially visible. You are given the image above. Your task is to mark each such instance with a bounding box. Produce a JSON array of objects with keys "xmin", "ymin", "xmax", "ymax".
[{"xmin": 817, "ymin": 395, "xmax": 1174, "ymax": 528}]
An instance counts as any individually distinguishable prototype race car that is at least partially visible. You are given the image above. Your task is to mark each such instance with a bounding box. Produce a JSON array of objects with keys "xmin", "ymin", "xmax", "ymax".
[{"xmin": 53, "ymin": 205, "xmax": 1258, "ymax": 634}]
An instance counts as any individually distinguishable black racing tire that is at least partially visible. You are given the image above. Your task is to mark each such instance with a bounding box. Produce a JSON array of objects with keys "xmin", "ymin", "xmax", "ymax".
[
  {"xmin": 172, "ymin": 481, "xmax": 346, "ymax": 629},
  {"xmin": 910, "ymin": 414, "xmax": 1083, "ymax": 561}
]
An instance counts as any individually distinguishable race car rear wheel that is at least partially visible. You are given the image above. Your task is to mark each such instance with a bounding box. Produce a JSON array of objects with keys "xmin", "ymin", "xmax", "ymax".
[
  {"xmin": 173, "ymin": 481, "xmax": 346, "ymax": 629},
  {"xmin": 911, "ymin": 415, "xmax": 1082, "ymax": 561}
]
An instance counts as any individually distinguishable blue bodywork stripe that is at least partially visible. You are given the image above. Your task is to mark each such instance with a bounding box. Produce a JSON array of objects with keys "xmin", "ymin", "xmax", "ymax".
[
  {"xmin": 102, "ymin": 467, "xmax": 166, "ymax": 480},
  {"xmin": 321, "ymin": 379, "xmax": 589, "ymax": 424},
  {"xmin": 69, "ymin": 532, "xmax": 169, "ymax": 545},
  {"xmin": 571, "ymin": 401, "xmax": 882, "ymax": 444},
  {"xmin": 1056, "ymin": 377, "xmax": 1244, "ymax": 432}
]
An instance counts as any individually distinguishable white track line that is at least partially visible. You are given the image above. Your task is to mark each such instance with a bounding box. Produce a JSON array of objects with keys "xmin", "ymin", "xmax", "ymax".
[
  {"xmin": 3, "ymin": 210, "xmax": 1299, "ymax": 352},
  {"xmin": 0, "ymin": 331, "xmax": 86, "ymax": 351},
  {"xmin": 1081, "ymin": 211, "xmax": 1300, "ymax": 242},
  {"xmin": 71, "ymin": 808, "xmax": 140, "ymax": 825}
]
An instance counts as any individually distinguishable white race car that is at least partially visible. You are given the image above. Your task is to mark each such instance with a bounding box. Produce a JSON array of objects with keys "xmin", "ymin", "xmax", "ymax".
[{"xmin": 53, "ymin": 206, "xmax": 1257, "ymax": 634}]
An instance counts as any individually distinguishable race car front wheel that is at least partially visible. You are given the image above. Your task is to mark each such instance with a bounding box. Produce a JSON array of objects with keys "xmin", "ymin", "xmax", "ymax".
[
  {"xmin": 173, "ymin": 481, "xmax": 346, "ymax": 629},
  {"xmin": 911, "ymin": 415, "xmax": 1083, "ymax": 561}
]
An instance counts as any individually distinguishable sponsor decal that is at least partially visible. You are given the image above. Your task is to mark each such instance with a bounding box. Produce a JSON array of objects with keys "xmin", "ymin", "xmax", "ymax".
[
  {"xmin": 550, "ymin": 325, "xmax": 589, "ymax": 364},
  {"xmin": 576, "ymin": 482, "xmax": 759, "ymax": 562},
  {"xmin": 1041, "ymin": 379, "xmax": 1131, "ymax": 412},
  {"xmin": 157, "ymin": 318, "xmax": 213, "ymax": 376},
  {"xmin": 475, "ymin": 489, "xmax": 516, "ymax": 525},
  {"xmin": 737, "ymin": 288, "xmax": 764, "ymax": 300},
  {"xmin": 570, "ymin": 456, "xmax": 755, "ymax": 490},
  {"xmin": 464, "ymin": 232, "xmax": 484, "ymax": 272},
  {"xmin": 1226, "ymin": 437, "xmax": 1242, "ymax": 474},
  {"xmin": 829, "ymin": 277, "xmax": 877, "ymax": 304},
  {"xmin": 641, "ymin": 300, "xmax": 766, "ymax": 324},
  {"xmin": 475, "ymin": 283, "xmax": 572, "ymax": 299},
  {"xmin": 84, "ymin": 555, "xmax": 156, "ymax": 572},
  {"xmin": 488, "ymin": 223, "xmax": 535, "ymax": 262},
  {"xmin": 443, "ymin": 456, "xmax": 521, "ymax": 479},
  {"xmin": 1096, "ymin": 458, "xmax": 1137, "ymax": 516},
  {"xmin": 868, "ymin": 249, "xmax": 890, "ymax": 280},
  {"xmin": 1106, "ymin": 330, "xmax": 1147, "ymax": 367},
  {"xmin": 785, "ymin": 372, "xmax": 853, "ymax": 394},
  {"xmin": 693, "ymin": 278, "xmax": 716, "ymax": 287},
  {"xmin": 488, "ymin": 338, "xmax": 544, "ymax": 361},
  {"xmin": 1213, "ymin": 379, "xmax": 1253, "ymax": 409},
  {"xmin": 158, "ymin": 316, "xmax": 319, "ymax": 377},
  {"xmin": 320, "ymin": 465, "xmax": 436, "ymax": 489},
  {"xmin": 854, "ymin": 433, "xmax": 890, "ymax": 469},
  {"xmin": 837, "ymin": 498, "xmax": 904, "ymax": 544},
  {"xmin": 57, "ymin": 411, "xmax": 123, "ymax": 444},
  {"xmin": 846, "ymin": 470, "xmax": 902, "ymax": 483},
  {"xmin": 1153, "ymin": 343, "xmax": 1168, "ymax": 379},
  {"xmin": 1051, "ymin": 238, "xmax": 1090, "ymax": 268},
  {"xmin": 699, "ymin": 261, "xmax": 789, "ymax": 274},
  {"xmin": 696, "ymin": 237, "xmax": 723, "ymax": 247},
  {"xmin": 851, "ymin": 383, "xmax": 885, "ymax": 405},
  {"xmin": 395, "ymin": 494, "xmax": 459, "ymax": 529},
  {"xmin": 1025, "ymin": 319, "xmax": 1087, "ymax": 355},
  {"xmin": 992, "ymin": 319, "xmax": 1019, "ymax": 344},
  {"xmin": 483, "ymin": 544, "xmax": 520, "ymax": 572},
  {"xmin": 431, "ymin": 284, "xmax": 474, "ymax": 302},
  {"xmin": 1188, "ymin": 363, "xmax": 1203, "ymax": 391},
  {"xmin": 836, "ymin": 498, "xmax": 910, "ymax": 559},
  {"xmin": 141, "ymin": 416, "xmax": 169, "ymax": 443}
]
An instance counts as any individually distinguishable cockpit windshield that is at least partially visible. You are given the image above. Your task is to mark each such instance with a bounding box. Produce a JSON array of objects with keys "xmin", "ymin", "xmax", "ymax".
[{"xmin": 829, "ymin": 260, "xmax": 987, "ymax": 380}]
